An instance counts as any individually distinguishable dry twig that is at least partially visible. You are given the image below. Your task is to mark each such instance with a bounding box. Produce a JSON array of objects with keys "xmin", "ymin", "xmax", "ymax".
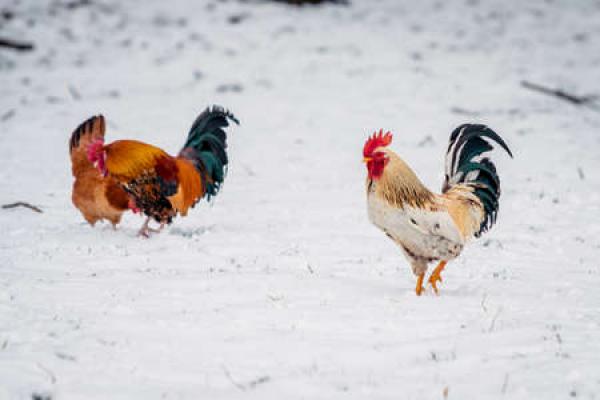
[
  {"xmin": 2, "ymin": 201, "xmax": 43, "ymax": 213},
  {"xmin": 0, "ymin": 37, "xmax": 34, "ymax": 52},
  {"xmin": 521, "ymin": 81, "xmax": 600, "ymax": 111}
]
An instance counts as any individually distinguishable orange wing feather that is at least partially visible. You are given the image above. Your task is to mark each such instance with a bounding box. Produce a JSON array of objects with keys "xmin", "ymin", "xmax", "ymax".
[{"xmin": 104, "ymin": 140, "xmax": 171, "ymax": 181}]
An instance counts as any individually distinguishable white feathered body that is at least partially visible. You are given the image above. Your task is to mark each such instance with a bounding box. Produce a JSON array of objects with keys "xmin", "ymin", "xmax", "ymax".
[{"xmin": 366, "ymin": 150, "xmax": 485, "ymax": 276}]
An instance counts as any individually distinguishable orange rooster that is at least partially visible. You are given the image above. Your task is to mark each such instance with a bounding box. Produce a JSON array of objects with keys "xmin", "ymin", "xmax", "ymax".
[
  {"xmin": 363, "ymin": 125, "xmax": 512, "ymax": 295},
  {"xmin": 85, "ymin": 106, "xmax": 239, "ymax": 236},
  {"xmin": 70, "ymin": 115, "xmax": 132, "ymax": 227}
]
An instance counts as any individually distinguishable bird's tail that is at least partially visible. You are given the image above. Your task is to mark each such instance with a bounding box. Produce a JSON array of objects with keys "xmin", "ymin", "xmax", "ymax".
[
  {"xmin": 69, "ymin": 115, "xmax": 105, "ymax": 176},
  {"xmin": 442, "ymin": 124, "xmax": 513, "ymax": 236},
  {"xmin": 179, "ymin": 105, "xmax": 239, "ymax": 200}
]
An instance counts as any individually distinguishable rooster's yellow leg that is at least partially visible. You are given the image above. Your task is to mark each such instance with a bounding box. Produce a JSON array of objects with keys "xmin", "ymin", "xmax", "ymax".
[
  {"xmin": 428, "ymin": 260, "xmax": 447, "ymax": 294},
  {"xmin": 415, "ymin": 273, "xmax": 425, "ymax": 296}
]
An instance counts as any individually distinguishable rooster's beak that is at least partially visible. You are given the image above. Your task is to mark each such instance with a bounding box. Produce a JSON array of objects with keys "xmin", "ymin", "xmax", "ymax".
[{"xmin": 363, "ymin": 157, "xmax": 372, "ymax": 163}]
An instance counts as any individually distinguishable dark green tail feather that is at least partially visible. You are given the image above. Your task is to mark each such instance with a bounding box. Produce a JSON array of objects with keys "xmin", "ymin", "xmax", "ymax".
[
  {"xmin": 443, "ymin": 124, "xmax": 512, "ymax": 236},
  {"xmin": 179, "ymin": 105, "xmax": 239, "ymax": 200}
]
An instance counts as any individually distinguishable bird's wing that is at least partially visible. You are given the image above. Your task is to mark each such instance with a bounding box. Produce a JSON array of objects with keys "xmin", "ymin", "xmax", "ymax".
[
  {"xmin": 369, "ymin": 193, "xmax": 464, "ymax": 260},
  {"xmin": 103, "ymin": 140, "xmax": 182, "ymax": 222},
  {"xmin": 104, "ymin": 140, "xmax": 171, "ymax": 181},
  {"xmin": 403, "ymin": 205, "xmax": 463, "ymax": 244},
  {"xmin": 395, "ymin": 205, "xmax": 465, "ymax": 261}
]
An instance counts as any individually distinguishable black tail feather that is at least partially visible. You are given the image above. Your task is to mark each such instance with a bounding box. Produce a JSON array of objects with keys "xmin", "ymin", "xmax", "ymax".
[
  {"xmin": 443, "ymin": 124, "xmax": 512, "ymax": 236},
  {"xmin": 179, "ymin": 105, "xmax": 239, "ymax": 200}
]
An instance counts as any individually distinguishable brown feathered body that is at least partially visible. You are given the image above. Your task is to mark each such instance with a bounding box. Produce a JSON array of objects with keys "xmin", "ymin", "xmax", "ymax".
[
  {"xmin": 101, "ymin": 140, "xmax": 204, "ymax": 224},
  {"xmin": 86, "ymin": 107, "xmax": 238, "ymax": 229},
  {"xmin": 69, "ymin": 116, "xmax": 130, "ymax": 227}
]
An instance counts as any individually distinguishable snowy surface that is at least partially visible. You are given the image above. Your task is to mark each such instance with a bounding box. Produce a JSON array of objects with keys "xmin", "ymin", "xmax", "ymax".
[{"xmin": 1, "ymin": 0, "xmax": 600, "ymax": 399}]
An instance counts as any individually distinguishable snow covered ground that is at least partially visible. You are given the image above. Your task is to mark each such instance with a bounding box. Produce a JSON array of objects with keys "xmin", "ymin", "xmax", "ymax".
[{"xmin": 1, "ymin": 0, "xmax": 600, "ymax": 398}]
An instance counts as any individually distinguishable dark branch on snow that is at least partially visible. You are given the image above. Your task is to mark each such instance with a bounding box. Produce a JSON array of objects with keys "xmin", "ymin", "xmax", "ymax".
[
  {"xmin": 2, "ymin": 202, "xmax": 43, "ymax": 213},
  {"xmin": 521, "ymin": 80, "xmax": 599, "ymax": 111},
  {"xmin": 269, "ymin": 0, "xmax": 349, "ymax": 5},
  {"xmin": 0, "ymin": 37, "xmax": 35, "ymax": 52}
]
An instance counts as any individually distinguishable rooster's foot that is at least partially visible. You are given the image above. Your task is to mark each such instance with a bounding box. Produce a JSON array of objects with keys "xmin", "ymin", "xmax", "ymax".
[
  {"xmin": 428, "ymin": 260, "xmax": 447, "ymax": 295},
  {"xmin": 137, "ymin": 218, "xmax": 164, "ymax": 237}
]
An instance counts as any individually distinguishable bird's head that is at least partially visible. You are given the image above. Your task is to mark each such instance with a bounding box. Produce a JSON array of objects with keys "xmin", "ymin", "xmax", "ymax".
[
  {"xmin": 87, "ymin": 139, "xmax": 108, "ymax": 177},
  {"xmin": 363, "ymin": 129, "xmax": 393, "ymax": 180}
]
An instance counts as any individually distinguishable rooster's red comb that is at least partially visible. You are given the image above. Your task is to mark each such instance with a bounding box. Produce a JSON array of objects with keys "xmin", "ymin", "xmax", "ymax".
[{"xmin": 363, "ymin": 129, "xmax": 393, "ymax": 157}]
